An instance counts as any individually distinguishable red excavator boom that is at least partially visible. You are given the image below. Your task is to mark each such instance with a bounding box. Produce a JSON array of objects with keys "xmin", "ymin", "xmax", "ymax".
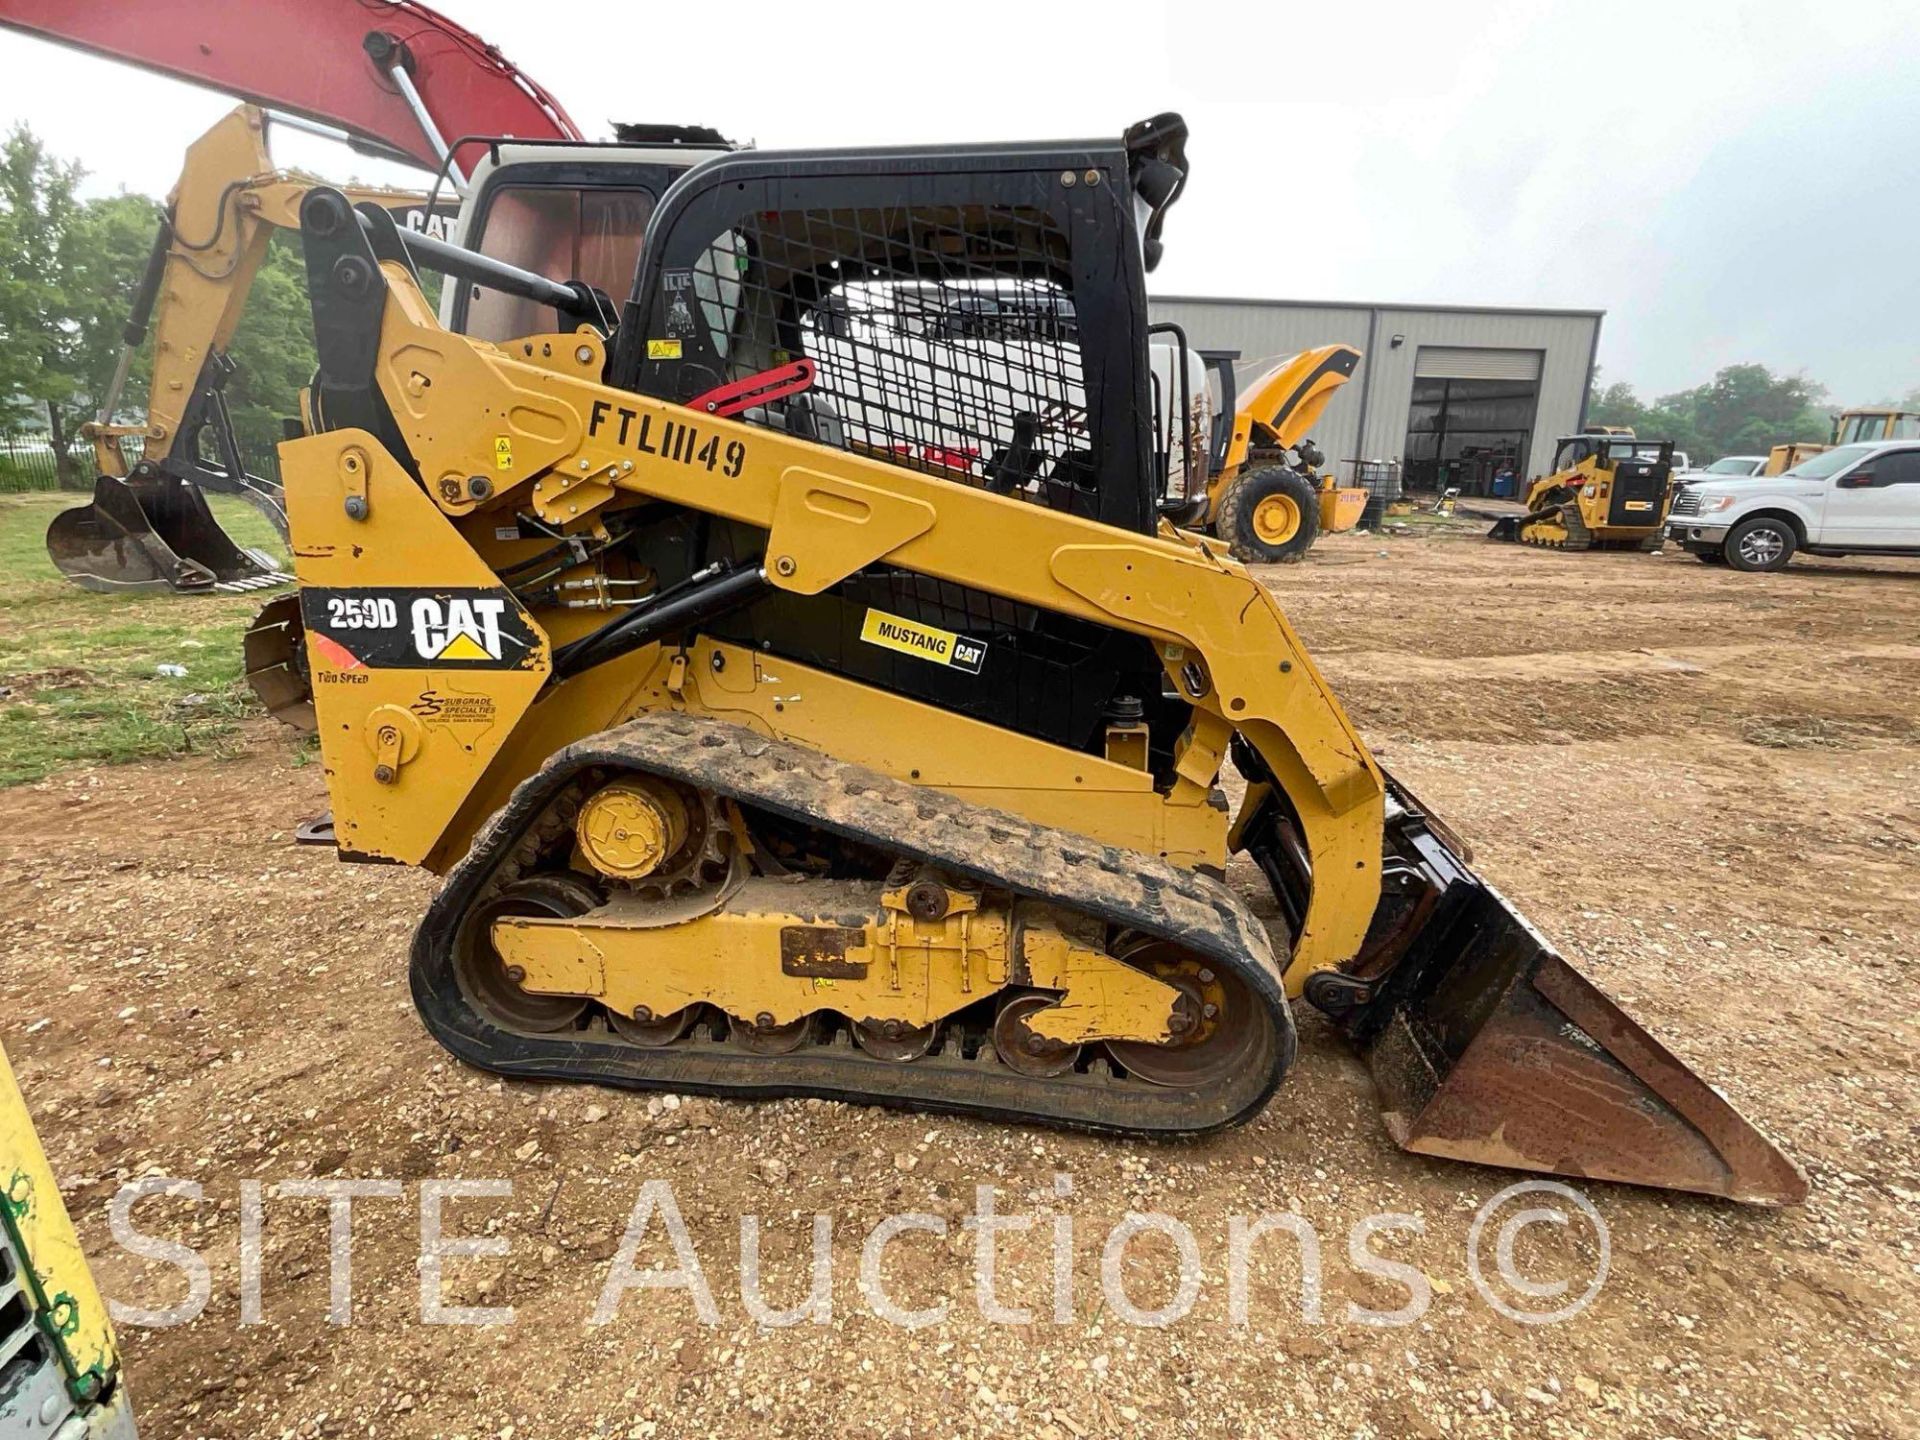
[{"xmin": 0, "ymin": 0, "xmax": 581, "ymax": 173}]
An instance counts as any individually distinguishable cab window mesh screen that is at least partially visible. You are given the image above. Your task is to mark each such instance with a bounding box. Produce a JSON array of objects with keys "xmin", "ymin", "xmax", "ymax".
[{"xmin": 670, "ymin": 205, "xmax": 1100, "ymax": 515}]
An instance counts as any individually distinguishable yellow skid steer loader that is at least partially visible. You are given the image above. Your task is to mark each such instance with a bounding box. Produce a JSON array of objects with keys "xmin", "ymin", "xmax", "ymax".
[
  {"xmin": 258, "ymin": 114, "xmax": 1802, "ymax": 1204},
  {"xmin": 1488, "ymin": 430, "xmax": 1676, "ymax": 551}
]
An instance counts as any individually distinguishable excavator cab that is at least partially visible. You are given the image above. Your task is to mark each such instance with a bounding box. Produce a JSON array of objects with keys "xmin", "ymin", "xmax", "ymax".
[{"xmin": 1832, "ymin": 409, "xmax": 1920, "ymax": 446}]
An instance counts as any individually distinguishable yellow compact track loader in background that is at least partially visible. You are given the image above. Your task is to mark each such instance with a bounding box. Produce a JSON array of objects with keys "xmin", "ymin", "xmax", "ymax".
[
  {"xmin": 261, "ymin": 113, "xmax": 1802, "ymax": 1204},
  {"xmin": 47, "ymin": 106, "xmax": 436, "ymax": 594},
  {"xmin": 1191, "ymin": 345, "xmax": 1368, "ymax": 563},
  {"xmin": 1488, "ymin": 429, "xmax": 1676, "ymax": 550},
  {"xmin": 0, "ymin": 1042, "xmax": 136, "ymax": 1437}
]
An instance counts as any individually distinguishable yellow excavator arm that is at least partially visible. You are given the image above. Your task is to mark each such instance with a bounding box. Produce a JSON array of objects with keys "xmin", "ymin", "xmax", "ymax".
[
  {"xmin": 87, "ymin": 104, "xmax": 431, "ymax": 472},
  {"xmin": 47, "ymin": 104, "xmax": 437, "ymax": 595}
]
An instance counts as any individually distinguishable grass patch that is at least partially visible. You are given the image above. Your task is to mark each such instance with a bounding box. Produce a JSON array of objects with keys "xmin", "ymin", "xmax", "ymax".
[
  {"xmin": 0, "ymin": 492, "xmax": 294, "ymax": 785},
  {"xmin": 1739, "ymin": 716, "xmax": 1856, "ymax": 750}
]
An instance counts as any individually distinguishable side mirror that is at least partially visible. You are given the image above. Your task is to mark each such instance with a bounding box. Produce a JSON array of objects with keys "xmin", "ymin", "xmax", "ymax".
[{"xmin": 1837, "ymin": 469, "xmax": 1875, "ymax": 489}]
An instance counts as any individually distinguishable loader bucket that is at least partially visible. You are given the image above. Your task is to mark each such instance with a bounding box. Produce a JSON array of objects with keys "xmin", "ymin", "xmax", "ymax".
[
  {"xmin": 243, "ymin": 593, "xmax": 315, "ymax": 731},
  {"xmin": 1335, "ymin": 790, "xmax": 1807, "ymax": 1206},
  {"xmin": 46, "ymin": 472, "xmax": 291, "ymax": 595}
]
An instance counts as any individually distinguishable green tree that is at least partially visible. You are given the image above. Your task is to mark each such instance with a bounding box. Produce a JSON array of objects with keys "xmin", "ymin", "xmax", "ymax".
[
  {"xmin": 0, "ymin": 127, "xmax": 163, "ymax": 484},
  {"xmin": 1642, "ymin": 400, "xmax": 1710, "ymax": 461},
  {"xmin": 65, "ymin": 192, "xmax": 167, "ymax": 419},
  {"xmin": 1585, "ymin": 376, "xmax": 1645, "ymax": 431},
  {"xmin": 0, "ymin": 128, "xmax": 85, "ymax": 468},
  {"xmin": 1684, "ymin": 364, "xmax": 1828, "ymax": 456},
  {"xmin": 1588, "ymin": 363, "xmax": 1831, "ymax": 462}
]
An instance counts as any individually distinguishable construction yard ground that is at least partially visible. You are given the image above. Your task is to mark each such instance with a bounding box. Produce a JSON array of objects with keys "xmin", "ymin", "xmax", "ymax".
[{"xmin": 2, "ymin": 502, "xmax": 1915, "ymax": 1439}]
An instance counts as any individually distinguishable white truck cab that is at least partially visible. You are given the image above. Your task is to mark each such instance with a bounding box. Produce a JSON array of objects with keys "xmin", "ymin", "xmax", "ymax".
[{"xmin": 1666, "ymin": 440, "xmax": 1920, "ymax": 570}]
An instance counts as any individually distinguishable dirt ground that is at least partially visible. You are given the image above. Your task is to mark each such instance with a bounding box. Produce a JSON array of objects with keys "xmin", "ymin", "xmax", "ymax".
[{"xmin": 5, "ymin": 530, "xmax": 1916, "ymax": 1440}]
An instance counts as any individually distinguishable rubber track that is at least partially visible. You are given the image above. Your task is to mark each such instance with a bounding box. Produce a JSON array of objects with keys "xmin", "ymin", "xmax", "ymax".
[
  {"xmin": 410, "ymin": 711, "xmax": 1297, "ymax": 1136},
  {"xmin": 1515, "ymin": 501, "xmax": 1591, "ymax": 551}
]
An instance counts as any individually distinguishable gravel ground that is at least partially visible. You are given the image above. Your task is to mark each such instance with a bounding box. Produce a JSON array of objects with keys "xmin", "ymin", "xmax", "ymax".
[{"xmin": 4, "ymin": 531, "xmax": 1915, "ymax": 1439}]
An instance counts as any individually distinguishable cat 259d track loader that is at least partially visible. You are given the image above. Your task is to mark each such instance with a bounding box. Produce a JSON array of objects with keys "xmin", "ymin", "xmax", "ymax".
[
  {"xmin": 267, "ymin": 113, "xmax": 1803, "ymax": 1204},
  {"xmin": 1488, "ymin": 429, "xmax": 1676, "ymax": 551}
]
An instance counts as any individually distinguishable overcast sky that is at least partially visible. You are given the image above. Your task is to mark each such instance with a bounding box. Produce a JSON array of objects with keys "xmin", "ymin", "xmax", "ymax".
[{"xmin": 1, "ymin": 0, "xmax": 1913, "ymax": 402}]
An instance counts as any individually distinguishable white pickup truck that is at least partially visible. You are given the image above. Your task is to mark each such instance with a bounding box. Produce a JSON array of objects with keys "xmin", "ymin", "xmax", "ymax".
[
  {"xmin": 1681, "ymin": 454, "xmax": 1768, "ymax": 480},
  {"xmin": 1666, "ymin": 440, "xmax": 1920, "ymax": 570}
]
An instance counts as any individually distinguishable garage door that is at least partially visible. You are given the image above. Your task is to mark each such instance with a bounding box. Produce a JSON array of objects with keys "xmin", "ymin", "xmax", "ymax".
[{"xmin": 1413, "ymin": 347, "xmax": 1542, "ymax": 382}]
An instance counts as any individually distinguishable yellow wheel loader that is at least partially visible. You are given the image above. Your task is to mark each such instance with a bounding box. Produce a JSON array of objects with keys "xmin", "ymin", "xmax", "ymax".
[
  {"xmin": 1191, "ymin": 344, "xmax": 1368, "ymax": 563},
  {"xmin": 46, "ymin": 106, "xmax": 441, "ymax": 594},
  {"xmin": 0, "ymin": 1041, "xmax": 136, "ymax": 1437},
  {"xmin": 259, "ymin": 112, "xmax": 1802, "ymax": 1203},
  {"xmin": 1488, "ymin": 429, "xmax": 1677, "ymax": 551},
  {"xmin": 1763, "ymin": 407, "xmax": 1920, "ymax": 475}
]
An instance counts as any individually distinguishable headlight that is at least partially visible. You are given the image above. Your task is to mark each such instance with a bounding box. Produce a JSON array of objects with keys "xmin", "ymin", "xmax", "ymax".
[
  {"xmin": 1705, "ymin": 495, "xmax": 1739, "ymax": 512},
  {"xmin": 1581, "ymin": 484, "xmax": 1597, "ymax": 499}
]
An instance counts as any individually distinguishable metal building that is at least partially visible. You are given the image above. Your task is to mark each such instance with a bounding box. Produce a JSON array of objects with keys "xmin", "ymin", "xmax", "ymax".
[{"xmin": 1149, "ymin": 296, "xmax": 1602, "ymax": 491}]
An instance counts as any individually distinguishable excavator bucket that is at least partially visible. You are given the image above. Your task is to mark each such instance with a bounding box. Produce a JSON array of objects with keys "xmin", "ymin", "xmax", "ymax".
[
  {"xmin": 1337, "ymin": 787, "xmax": 1807, "ymax": 1205},
  {"xmin": 46, "ymin": 471, "xmax": 291, "ymax": 595}
]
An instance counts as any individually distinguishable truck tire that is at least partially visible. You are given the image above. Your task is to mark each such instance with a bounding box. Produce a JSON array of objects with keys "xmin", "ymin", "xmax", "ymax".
[
  {"xmin": 1218, "ymin": 466, "xmax": 1320, "ymax": 564},
  {"xmin": 1724, "ymin": 515, "xmax": 1797, "ymax": 572}
]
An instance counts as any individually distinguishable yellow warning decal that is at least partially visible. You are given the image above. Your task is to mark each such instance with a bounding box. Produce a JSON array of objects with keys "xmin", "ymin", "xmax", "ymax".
[
  {"xmin": 493, "ymin": 436, "xmax": 513, "ymax": 470},
  {"xmin": 858, "ymin": 608, "xmax": 988, "ymax": 675},
  {"xmin": 647, "ymin": 338, "xmax": 683, "ymax": 360}
]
